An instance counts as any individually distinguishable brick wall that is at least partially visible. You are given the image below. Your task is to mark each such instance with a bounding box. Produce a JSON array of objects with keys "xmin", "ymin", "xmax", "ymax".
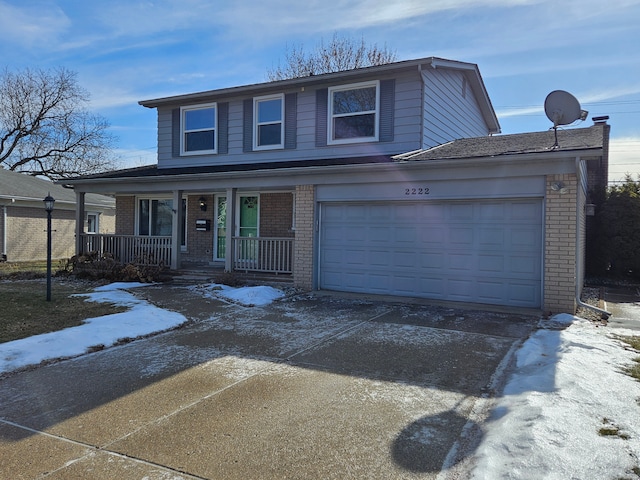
[
  {"xmin": 5, "ymin": 206, "xmax": 75, "ymax": 262},
  {"xmin": 293, "ymin": 185, "xmax": 315, "ymax": 290},
  {"xmin": 544, "ymin": 174, "xmax": 578, "ymax": 314},
  {"xmin": 116, "ymin": 196, "xmax": 135, "ymax": 235},
  {"xmin": 260, "ymin": 193, "xmax": 294, "ymax": 237}
]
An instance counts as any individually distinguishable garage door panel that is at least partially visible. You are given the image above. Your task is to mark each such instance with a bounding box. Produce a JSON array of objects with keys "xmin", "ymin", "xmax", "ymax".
[
  {"xmin": 446, "ymin": 278, "xmax": 475, "ymax": 300},
  {"xmin": 479, "ymin": 228, "xmax": 505, "ymax": 247},
  {"xmin": 508, "ymin": 283, "xmax": 540, "ymax": 305},
  {"xmin": 510, "ymin": 228, "xmax": 541, "ymax": 249},
  {"xmin": 509, "ymin": 255, "xmax": 540, "ymax": 275},
  {"xmin": 448, "ymin": 253, "xmax": 474, "ymax": 271},
  {"xmin": 320, "ymin": 200, "xmax": 542, "ymax": 308},
  {"xmin": 395, "ymin": 226, "xmax": 417, "ymax": 243},
  {"xmin": 449, "ymin": 203, "xmax": 474, "ymax": 220},
  {"xmin": 449, "ymin": 227, "xmax": 474, "ymax": 246},
  {"xmin": 478, "ymin": 255, "xmax": 505, "ymax": 273}
]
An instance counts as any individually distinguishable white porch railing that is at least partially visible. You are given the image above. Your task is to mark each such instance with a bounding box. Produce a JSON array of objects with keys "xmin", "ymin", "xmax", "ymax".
[
  {"xmin": 233, "ymin": 237, "xmax": 293, "ymax": 274},
  {"xmin": 79, "ymin": 234, "xmax": 172, "ymax": 266}
]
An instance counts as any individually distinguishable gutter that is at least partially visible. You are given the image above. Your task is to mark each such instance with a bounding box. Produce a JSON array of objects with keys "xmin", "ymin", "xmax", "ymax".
[
  {"xmin": 575, "ymin": 156, "xmax": 611, "ymax": 319},
  {"xmin": 65, "ymin": 147, "xmax": 602, "ymax": 188}
]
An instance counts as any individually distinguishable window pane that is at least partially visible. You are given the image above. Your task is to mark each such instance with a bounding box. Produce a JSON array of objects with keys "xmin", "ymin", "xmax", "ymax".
[
  {"xmin": 258, "ymin": 99, "xmax": 282, "ymax": 123},
  {"xmin": 333, "ymin": 113, "xmax": 376, "ymax": 139},
  {"xmin": 185, "ymin": 131, "xmax": 215, "ymax": 151},
  {"xmin": 185, "ymin": 108, "xmax": 215, "ymax": 130},
  {"xmin": 333, "ymin": 87, "xmax": 376, "ymax": 114},
  {"xmin": 151, "ymin": 199, "xmax": 173, "ymax": 236},
  {"xmin": 258, "ymin": 123, "xmax": 282, "ymax": 146},
  {"xmin": 139, "ymin": 199, "xmax": 150, "ymax": 236}
]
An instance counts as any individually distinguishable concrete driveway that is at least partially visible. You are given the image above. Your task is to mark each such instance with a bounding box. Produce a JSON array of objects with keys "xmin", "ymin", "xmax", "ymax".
[{"xmin": 0, "ymin": 285, "xmax": 538, "ymax": 479}]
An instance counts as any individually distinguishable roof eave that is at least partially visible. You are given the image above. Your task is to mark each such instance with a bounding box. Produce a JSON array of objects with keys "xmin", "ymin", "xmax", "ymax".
[{"xmin": 138, "ymin": 57, "xmax": 493, "ymax": 109}]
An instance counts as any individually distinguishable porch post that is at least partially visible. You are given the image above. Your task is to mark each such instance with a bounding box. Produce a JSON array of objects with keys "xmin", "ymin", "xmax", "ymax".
[
  {"xmin": 225, "ymin": 188, "xmax": 236, "ymax": 272},
  {"xmin": 171, "ymin": 190, "xmax": 183, "ymax": 270},
  {"xmin": 75, "ymin": 191, "xmax": 85, "ymax": 256}
]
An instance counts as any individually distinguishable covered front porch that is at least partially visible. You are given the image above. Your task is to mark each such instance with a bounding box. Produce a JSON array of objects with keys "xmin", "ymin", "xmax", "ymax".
[
  {"xmin": 77, "ymin": 232, "xmax": 294, "ymax": 274},
  {"xmin": 74, "ymin": 188, "xmax": 295, "ymax": 275}
]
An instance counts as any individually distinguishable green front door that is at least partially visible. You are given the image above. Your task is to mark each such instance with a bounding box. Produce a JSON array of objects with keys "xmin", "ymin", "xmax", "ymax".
[{"xmin": 238, "ymin": 195, "xmax": 259, "ymax": 261}]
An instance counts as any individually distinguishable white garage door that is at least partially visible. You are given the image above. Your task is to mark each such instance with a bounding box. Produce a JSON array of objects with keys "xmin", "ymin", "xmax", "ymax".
[{"xmin": 319, "ymin": 200, "xmax": 542, "ymax": 308}]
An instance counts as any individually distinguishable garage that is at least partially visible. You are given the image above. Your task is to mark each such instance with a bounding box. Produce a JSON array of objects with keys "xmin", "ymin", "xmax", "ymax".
[{"xmin": 319, "ymin": 199, "xmax": 543, "ymax": 308}]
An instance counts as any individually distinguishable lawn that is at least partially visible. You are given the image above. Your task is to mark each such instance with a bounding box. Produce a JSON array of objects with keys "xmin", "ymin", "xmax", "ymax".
[{"xmin": 0, "ymin": 262, "xmax": 126, "ymax": 343}]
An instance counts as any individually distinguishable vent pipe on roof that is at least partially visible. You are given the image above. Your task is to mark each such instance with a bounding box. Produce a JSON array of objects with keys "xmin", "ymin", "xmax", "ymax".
[{"xmin": 592, "ymin": 116, "xmax": 609, "ymax": 125}]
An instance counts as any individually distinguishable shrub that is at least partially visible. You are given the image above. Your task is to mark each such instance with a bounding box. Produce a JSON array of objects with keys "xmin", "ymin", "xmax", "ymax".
[{"xmin": 61, "ymin": 252, "xmax": 169, "ymax": 283}]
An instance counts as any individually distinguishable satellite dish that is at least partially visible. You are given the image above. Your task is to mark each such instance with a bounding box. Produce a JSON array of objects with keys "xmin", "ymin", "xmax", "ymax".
[
  {"xmin": 544, "ymin": 90, "xmax": 588, "ymax": 127},
  {"xmin": 544, "ymin": 90, "xmax": 589, "ymax": 148}
]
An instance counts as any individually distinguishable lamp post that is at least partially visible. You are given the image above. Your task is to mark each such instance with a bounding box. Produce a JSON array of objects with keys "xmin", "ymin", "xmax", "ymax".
[{"xmin": 43, "ymin": 193, "xmax": 55, "ymax": 301}]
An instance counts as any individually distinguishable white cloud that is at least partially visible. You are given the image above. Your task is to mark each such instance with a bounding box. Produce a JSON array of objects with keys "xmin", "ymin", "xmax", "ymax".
[
  {"xmin": 0, "ymin": 1, "xmax": 70, "ymax": 48},
  {"xmin": 609, "ymin": 136, "xmax": 640, "ymax": 182}
]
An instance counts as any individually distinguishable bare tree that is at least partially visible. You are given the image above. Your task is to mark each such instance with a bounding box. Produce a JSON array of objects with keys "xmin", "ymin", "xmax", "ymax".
[
  {"xmin": 267, "ymin": 33, "xmax": 398, "ymax": 81},
  {"xmin": 0, "ymin": 67, "xmax": 118, "ymax": 180}
]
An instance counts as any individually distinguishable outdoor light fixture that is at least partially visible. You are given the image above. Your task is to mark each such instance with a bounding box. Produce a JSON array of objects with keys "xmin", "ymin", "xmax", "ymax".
[
  {"xmin": 43, "ymin": 193, "xmax": 55, "ymax": 301},
  {"xmin": 198, "ymin": 197, "xmax": 207, "ymax": 212},
  {"xmin": 551, "ymin": 182, "xmax": 568, "ymax": 194}
]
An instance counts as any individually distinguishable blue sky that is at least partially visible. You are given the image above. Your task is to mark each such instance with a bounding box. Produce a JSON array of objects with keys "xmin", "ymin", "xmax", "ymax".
[{"xmin": 1, "ymin": 0, "xmax": 638, "ymax": 182}]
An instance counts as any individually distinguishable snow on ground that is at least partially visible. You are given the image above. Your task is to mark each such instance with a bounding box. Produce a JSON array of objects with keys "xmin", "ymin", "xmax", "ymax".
[
  {"xmin": 190, "ymin": 283, "xmax": 284, "ymax": 306},
  {"xmin": 0, "ymin": 282, "xmax": 186, "ymax": 374},
  {"xmin": 470, "ymin": 314, "xmax": 640, "ymax": 479},
  {"xmin": 2, "ymin": 281, "xmax": 640, "ymax": 477},
  {"xmin": 0, "ymin": 282, "xmax": 282, "ymax": 375}
]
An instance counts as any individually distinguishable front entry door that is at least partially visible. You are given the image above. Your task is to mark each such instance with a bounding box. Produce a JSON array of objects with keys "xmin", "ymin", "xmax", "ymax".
[
  {"xmin": 214, "ymin": 196, "xmax": 227, "ymax": 261},
  {"xmin": 237, "ymin": 195, "xmax": 259, "ymax": 263}
]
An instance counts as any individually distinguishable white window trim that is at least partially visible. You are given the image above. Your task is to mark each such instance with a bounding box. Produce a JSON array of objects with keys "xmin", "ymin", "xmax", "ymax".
[
  {"xmin": 180, "ymin": 103, "xmax": 218, "ymax": 156},
  {"xmin": 327, "ymin": 80, "xmax": 379, "ymax": 145},
  {"xmin": 253, "ymin": 94, "xmax": 284, "ymax": 151},
  {"xmin": 86, "ymin": 212, "xmax": 99, "ymax": 234},
  {"xmin": 135, "ymin": 196, "xmax": 187, "ymax": 250}
]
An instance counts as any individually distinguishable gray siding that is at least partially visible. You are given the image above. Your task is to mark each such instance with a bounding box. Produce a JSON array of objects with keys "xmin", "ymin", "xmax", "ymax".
[
  {"xmin": 422, "ymin": 68, "xmax": 489, "ymax": 149},
  {"xmin": 155, "ymin": 68, "xmax": 481, "ymax": 169}
]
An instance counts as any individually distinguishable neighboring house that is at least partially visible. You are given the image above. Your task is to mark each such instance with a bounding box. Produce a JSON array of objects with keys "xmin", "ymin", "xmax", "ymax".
[
  {"xmin": 63, "ymin": 57, "xmax": 609, "ymax": 314},
  {"xmin": 0, "ymin": 167, "xmax": 115, "ymax": 262}
]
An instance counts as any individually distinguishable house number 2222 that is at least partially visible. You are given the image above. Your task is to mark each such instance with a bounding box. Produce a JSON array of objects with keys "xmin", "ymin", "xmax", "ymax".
[{"xmin": 405, "ymin": 187, "xmax": 430, "ymax": 195}]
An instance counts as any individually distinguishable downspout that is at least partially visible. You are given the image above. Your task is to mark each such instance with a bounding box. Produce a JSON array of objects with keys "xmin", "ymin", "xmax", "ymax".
[
  {"xmin": 2, "ymin": 205, "xmax": 6, "ymax": 260},
  {"xmin": 575, "ymin": 157, "xmax": 611, "ymax": 319}
]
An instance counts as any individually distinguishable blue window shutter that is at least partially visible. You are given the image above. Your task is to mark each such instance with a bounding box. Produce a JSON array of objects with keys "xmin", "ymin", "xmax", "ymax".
[
  {"xmin": 284, "ymin": 93, "xmax": 297, "ymax": 149},
  {"xmin": 379, "ymin": 79, "xmax": 395, "ymax": 142},
  {"xmin": 243, "ymin": 99, "xmax": 253, "ymax": 152},
  {"xmin": 218, "ymin": 102, "xmax": 228, "ymax": 154},
  {"xmin": 315, "ymin": 88, "xmax": 328, "ymax": 147},
  {"xmin": 172, "ymin": 108, "xmax": 181, "ymax": 157}
]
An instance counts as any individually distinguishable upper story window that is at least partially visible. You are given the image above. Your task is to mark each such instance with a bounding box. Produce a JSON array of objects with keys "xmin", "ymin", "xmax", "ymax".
[
  {"xmin": 328, "ymin": 81, "xmax": 379, "ymax": 145},
  {"xmin": 254, "ymin": 94, "xmax": 284, "ymax": 150},
  {"xmin": 181, "ymin": 103, "xmax": 217, "ymax": 155}
]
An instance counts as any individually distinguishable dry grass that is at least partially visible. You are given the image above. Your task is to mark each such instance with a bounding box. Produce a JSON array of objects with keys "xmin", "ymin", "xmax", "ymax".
[
  {"xmin": 617, "ymin": 335, "xmax": 640, "ymax": 382},
  {"xmin": 0, "ymin": 278, "xmax": 127, "ymax": 344}
]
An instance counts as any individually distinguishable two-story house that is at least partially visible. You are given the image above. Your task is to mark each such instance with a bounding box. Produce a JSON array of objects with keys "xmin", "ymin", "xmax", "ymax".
[{"xmin": 63, "ymin": 57, "xmax": 609, "ymax": 314}]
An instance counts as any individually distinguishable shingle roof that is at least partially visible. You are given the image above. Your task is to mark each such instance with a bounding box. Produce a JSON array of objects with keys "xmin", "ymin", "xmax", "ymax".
[
  {"xmin": 0, "ymin": 168, "xmax": 114, "ymax": 207},
  {"xmin": 65, "ymin": 155, "xmax": 396, "ymax": 181},
  {"xmin": 394, "ymin": 124, "xmax": 606, "ymax": 162}
]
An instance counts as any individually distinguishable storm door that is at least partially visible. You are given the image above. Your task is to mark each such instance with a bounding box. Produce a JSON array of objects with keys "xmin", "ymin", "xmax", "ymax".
[
  {"xmin": 237, "ymin": 195, "xmax": 259, "ymax": 264},
  {"xmin": 214, "ymin": 196, "xmax": 227, "ymax": 261}
]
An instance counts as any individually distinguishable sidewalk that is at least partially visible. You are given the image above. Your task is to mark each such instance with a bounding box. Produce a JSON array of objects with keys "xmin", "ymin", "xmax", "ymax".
[{"xmin": 603, "ymin": 285, "xmax": 640, "ymax": 331}]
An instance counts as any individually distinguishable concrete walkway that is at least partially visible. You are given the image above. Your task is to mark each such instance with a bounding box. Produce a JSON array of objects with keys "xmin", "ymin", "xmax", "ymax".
[
  {"xmin": 0, "ymin": 285, "xmax": 538, "ymax": 479},
  {"xmin": 603, "ymin": 285, "xmax": 640, "ymax": 331}
]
